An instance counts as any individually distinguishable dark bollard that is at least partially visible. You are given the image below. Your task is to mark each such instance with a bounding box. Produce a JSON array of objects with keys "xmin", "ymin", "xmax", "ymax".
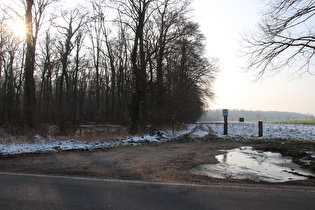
[
  {"xmin": 224, "ymin": 116, "xmax": 228, "ymax": 135},
  {"xmin": 223, "ymin": 109, "xmax": 228, "ymax": 135},
  {"xmin": 258, "ymin": 121, "xmax": 263, "ymax": 137}
]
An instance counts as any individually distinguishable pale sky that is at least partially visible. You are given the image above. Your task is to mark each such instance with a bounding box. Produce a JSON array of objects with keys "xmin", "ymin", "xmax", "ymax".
[{"xmin": 192, "ymin": 0, "xmax": 315, "ymax": 115}]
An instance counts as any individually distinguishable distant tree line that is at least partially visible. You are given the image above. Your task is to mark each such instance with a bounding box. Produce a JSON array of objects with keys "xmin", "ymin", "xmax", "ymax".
[
  {"xmin": 0, "ymin": 0, "xmax": 216, "ymax": 133},
  {"xmin": 202, "ymin": 109, "xmax": 315, "ymax": 122}
]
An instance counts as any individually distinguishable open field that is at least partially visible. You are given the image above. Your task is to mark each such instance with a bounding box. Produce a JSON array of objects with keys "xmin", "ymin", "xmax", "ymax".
[
  {"xmin": 274, "ymin": 120, "xmax": 315, "ymax": 125},
  {"xmin": 209, "ymin": 122, "xmax": 315, "ymax": 141}
]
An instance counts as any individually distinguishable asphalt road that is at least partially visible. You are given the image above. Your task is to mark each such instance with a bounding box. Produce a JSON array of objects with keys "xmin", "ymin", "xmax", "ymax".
[{"xmin": 0, "ymin": 173, "xmax": 314, "ymax": 210}]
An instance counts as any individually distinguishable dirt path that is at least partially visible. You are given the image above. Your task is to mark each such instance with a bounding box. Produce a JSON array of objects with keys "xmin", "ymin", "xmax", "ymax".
[{"xmin": 0, "ymin": 139, "xmax": 314, "ymax": 186}]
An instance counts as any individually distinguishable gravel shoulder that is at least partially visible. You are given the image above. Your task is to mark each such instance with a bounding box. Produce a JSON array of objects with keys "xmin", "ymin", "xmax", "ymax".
[{"xmin": 0, "ymin": 139, "xmax": 314, "ymax": 187}]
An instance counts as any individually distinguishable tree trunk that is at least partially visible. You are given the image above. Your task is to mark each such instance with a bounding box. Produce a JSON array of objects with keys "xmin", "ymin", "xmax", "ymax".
[
  {"xmin": 129, "ymin": 2, "xmax": 148, "ymax": 134},
  {"xmin": 24, "ymin": 0, "xmax": 36, "ymax": 128}
]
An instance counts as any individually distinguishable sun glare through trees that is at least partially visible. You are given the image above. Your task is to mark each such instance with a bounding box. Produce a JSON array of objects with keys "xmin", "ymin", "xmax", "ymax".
[{"xmin": 8, "ymin": 19, "xmax": 26, "ymax": 37}]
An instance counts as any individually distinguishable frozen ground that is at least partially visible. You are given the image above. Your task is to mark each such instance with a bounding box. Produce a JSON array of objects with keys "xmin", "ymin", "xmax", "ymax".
[
  {"xmin": 0, "ymin": 123, "xmax": 314, "ymax": 156},
  {"xmin": 210, "ymin": 122, "xmax": 315, "ymax": 141}
]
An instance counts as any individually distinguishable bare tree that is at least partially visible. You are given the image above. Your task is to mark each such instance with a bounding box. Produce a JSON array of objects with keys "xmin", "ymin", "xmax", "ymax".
[
  {"xmin": 72, "ymin": 30, "xmax": 86, "ymax": 121},
  {"xmin": 7, "ymin": 0, "xmax": 58, "ymax": 127},
  {"xmin": 2, "ymin": 38, "xmax": 21, "ymax": 123},
  {"xmin": 0, "ymin": 11, "xmax": 26, "ymax": 126},
  {"xmin": 243, "ymin": 0, "xmax": 315, "ymax": 77},
  {"xmin": 165, "ymin": 20, "xmax": 217, "ymax": 122},
  {"xmin": 53, "ymin": 7, "xmax": 88, "ymax": 131},
  {"xmin": 113, "ymin": 0, "xmax": 156, "ymax": 133},
  {"xmin": 0, "ymin": 0, "xmax": 217, "ymax": 132},
  {"xmin": 24, "ymin": 0, "xmax": 38, "ymax": 128},
  {"xmin": 87, "ymin": 0, "xmax": 108, "ymax": 120},
  {"xmin": 146, "ymin": 0, "xmax": 191, "ymax": 120},
  {"xmin": 38, "ymin": 29, "xmax": 59, "ymax": 122}
]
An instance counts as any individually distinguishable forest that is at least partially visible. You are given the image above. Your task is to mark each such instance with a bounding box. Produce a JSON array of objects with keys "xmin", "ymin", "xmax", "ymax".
[{"xmin": 0, "ymin": 0, "xmax": 217, "ymax": 133}]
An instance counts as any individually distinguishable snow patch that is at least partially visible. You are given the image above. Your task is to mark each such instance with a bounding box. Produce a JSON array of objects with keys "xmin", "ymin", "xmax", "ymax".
[
  {"xmin": 0, "ymin": 123, "xmax": 314, "ymax": 156},
  {"xmin": 210, "ymin": 123, "xmax": 315, "ymax": 141}
]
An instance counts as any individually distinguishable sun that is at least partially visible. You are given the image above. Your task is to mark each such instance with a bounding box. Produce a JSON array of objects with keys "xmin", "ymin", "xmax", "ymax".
[{"xmin": 8, "ymin": 19, "xmax": 26, "ymax": 37}]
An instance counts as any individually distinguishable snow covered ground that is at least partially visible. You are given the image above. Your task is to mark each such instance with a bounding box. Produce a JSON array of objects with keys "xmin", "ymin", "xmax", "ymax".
[
  {"xmin": 0, "ymin": 123, "xmax": 314, "ymax": 156},
  {"xmin": 0, "ymin": 131, "xmax": 172, "ymax": 156},
  {"xmin": 210, "ymin": 122, "xmax": 315, "ymax": 141}
]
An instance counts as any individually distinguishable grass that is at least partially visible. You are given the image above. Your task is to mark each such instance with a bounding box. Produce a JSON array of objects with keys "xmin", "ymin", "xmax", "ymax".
[{"xmin": 273, "ymin": 119, "xmax": 315, "ymax": 125}]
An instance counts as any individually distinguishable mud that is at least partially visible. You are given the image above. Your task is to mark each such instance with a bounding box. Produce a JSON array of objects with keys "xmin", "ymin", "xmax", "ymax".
[{"xmin": 0, "ymin": 139, "xmax": 315, "ymax": 186}]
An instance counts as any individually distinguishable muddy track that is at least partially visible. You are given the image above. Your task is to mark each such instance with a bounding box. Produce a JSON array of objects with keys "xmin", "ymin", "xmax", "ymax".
[{"xmin": 0, "ymin": 139, "xmax": 314, "ymax": 187}]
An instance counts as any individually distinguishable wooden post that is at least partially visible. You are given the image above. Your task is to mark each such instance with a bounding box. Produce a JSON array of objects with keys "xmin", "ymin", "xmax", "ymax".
[
  {"xmin": 172, "ymin": 118, "xmax": 175, "ymax": 135},
  {"xmin": 224, "ymin": 116, "xmax": 228, "ymax": 135},
  {"xmin": 258, "ymin": 121, "xmax": 263, "ymax": 137}
]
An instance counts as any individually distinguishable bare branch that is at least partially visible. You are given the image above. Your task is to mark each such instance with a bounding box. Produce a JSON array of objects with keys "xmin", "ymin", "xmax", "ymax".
[{"xmin": 242, "ymin": 0, "xmax": 315, "ymax": 78}]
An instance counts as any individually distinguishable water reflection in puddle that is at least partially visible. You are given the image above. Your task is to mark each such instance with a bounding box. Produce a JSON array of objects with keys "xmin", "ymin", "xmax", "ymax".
[{"xmin": 191, "ymin": 146, "xmax": 315, "ymax": 183}]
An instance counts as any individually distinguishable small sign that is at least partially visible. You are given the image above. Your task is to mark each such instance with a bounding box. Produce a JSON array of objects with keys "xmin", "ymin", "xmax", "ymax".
[{"xmin": 223, "ymin": 109, "xmax": 228, "ymax": 117}]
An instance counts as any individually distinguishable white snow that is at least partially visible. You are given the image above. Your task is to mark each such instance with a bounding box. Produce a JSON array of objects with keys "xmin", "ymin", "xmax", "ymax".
[
  {"xmin": 0, "ymin": 130, "xmax": 172, "ymax": 156},
  {"xmin": 209, "ymin": 122, "xmax": 315, "ymax": 141},
  {"xmin": 0, "ymin": 123, "xmax": 314, "ymax": 156}
]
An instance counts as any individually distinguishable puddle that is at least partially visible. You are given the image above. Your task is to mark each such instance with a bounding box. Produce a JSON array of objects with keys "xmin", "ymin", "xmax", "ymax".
[{"xmin": 191, "ymin": 146, "xmax": 315, "ymax": 183}]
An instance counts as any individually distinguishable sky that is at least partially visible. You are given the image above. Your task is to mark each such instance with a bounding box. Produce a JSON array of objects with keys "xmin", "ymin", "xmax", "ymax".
[{"xmin": 192, "ymin": 0, "xmax": 315, "ymax": 115}]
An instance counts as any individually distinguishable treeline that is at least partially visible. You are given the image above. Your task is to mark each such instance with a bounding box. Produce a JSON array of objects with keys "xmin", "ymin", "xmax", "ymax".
[
  {"xmin": 0, "ymin": 0, "xmax": 216, "ymax": 133},
  {"xmin": 202, "ymin": 109, "xmax": 315, "ymax": 122}
]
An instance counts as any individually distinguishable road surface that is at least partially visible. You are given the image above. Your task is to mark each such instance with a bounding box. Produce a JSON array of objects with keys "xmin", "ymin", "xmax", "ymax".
[{"xmin": 0, "ymin": 172, "xmax": 314, "ymax": 210}]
